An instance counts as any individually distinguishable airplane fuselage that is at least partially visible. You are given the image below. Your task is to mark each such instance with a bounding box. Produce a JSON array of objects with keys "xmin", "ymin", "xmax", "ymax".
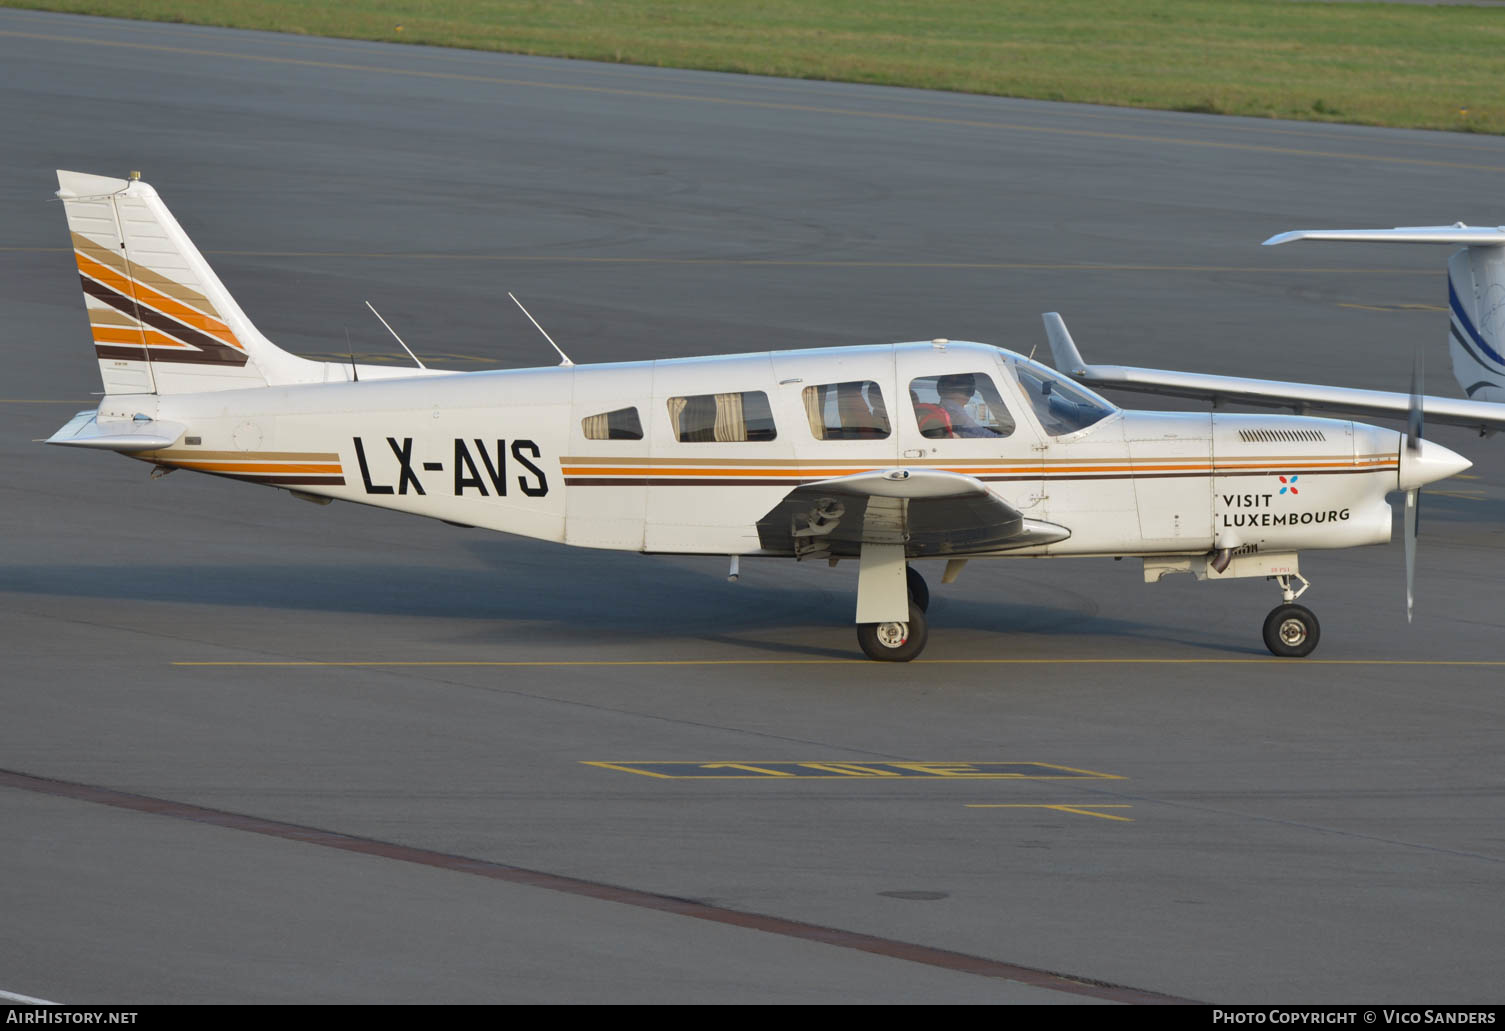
[{"xmin": 99, "ymin": 340, "xmax": 1405, "ymax": 562}]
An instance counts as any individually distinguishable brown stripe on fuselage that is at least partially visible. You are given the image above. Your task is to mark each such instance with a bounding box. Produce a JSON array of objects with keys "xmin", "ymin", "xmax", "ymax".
[{"xmin": 564, "ymin": 466, "xmax": 1397, "ymax": 486}]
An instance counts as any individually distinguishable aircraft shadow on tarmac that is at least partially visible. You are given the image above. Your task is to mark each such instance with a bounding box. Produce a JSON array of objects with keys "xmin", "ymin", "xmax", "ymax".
[{"xmin": 0, "ymin": 536, "xmax": 1259, "ymax": 656}]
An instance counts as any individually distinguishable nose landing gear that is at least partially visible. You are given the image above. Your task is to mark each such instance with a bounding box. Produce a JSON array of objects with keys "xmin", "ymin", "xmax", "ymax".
[{"xmin": 1262, "ymin": 573, "xmax": 1320, "ymax": 657}]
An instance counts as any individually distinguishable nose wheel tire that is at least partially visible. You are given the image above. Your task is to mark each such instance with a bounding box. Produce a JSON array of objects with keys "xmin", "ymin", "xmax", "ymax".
[
  {"xmin": 1262, "ymin": 604, "xmax": 1320, "ymax": 658},
  {"xmin": 906, "ymin": 565, "xmax": 929, "ymax": 612},
  {"xmin": 857, "ymin": 605, "xmax": 928, "ymax": 662}
]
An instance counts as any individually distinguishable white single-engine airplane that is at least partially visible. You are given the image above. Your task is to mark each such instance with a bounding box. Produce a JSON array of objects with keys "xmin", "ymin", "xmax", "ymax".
[{"xmin": 43, "ymin": 171, "xmax": 1473, "ymax": 660}]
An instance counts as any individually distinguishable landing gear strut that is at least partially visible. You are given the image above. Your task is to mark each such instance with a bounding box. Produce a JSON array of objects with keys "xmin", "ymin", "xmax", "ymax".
[
  {"xmin": 1262, "ymin": 573, "xmax": 1320, "ymax": 658},
  {"xmin": 854, "ymin": 546, "xmax": 929, "ymax": 661}
]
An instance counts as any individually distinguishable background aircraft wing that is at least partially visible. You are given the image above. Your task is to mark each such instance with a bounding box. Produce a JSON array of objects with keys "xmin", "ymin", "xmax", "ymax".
[
  {"xmin": 1042, "ymin": 312, "xmax": 1505, "ymax": 436},
  {"xmin": 755, "ymin": 468, "xmax": 1070, "ymax": 559}
]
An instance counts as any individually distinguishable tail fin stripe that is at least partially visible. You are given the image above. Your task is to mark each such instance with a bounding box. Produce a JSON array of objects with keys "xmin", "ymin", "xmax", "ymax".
[
  {"xmin": 78, "ymin": 274, "xmax": 249, "ymax": 366},
  {"xmin": 1447, "ymin": 323, "xmax": 1505, "ymax": 379},
  {"xmin": 92, "ymin": 327, "xmax": 191, "ymax": 349},
  {"xmin": 74, "ymin": 249, "xmax": 241, "ymax": 349},
  {"xmin": 1448, "ymin": 273, "xmax": 1505, "ymax": 372},
  {"xmin": 71, "ymin": 232, "xmax": 215, "ymax": 314}
]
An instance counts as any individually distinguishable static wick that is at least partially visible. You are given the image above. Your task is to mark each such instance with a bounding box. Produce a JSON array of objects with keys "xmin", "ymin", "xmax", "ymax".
[{"xmin": 508, "ymin": 292, "xmax": 573, "ymax": 367}]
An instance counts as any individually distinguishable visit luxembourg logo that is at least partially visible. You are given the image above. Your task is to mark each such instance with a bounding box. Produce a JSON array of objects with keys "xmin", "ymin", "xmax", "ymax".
[{"xmin": 1278, "ymin": 475, "xmax": 1299, "ymax": 496}]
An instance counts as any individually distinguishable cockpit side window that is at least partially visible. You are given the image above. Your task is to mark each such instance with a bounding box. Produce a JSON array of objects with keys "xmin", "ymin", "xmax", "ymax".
[
  {"xmin": 1010, "ymin": 359, "xmax": 1115, "ymax": 436},
  {"xmin": 908, "ymin": 372, "xmax": 1015, "ymax": 439},
  {"xmin": 668, "ymin": 391, "xmax": 777, "ymax": 442},
  {"xmin": 582, "ymin": 407, "xmax": 643, "ymax": 440},
  {"xmin": 802, "ymin": 381, "xmax": 891, "ymax": 440}
]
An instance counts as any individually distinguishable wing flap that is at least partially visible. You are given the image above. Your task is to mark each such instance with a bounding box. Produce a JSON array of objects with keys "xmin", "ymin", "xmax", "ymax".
[{"xmin": 755, "ymin": 468, "xmax": 1070, "ymax": 558}]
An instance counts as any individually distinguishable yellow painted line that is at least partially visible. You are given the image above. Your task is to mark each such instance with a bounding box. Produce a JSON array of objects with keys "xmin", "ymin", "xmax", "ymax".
[
  {"xmin": 173, "ymin": 659, "xmax": 1505, "ymax": 667},
  {"xmin": 967, "ymin": 805, "xmax": 1134, "ymax": 822},
  {"xmin": 582, "ymin": 761, "xmax": 1122, "ymax": 779},
  {"xmin": 1426, "ymin": 489, "xmax": 1487, "ymax": 500},
  {"xmin": 5, "ymin": 28, "xmax": 1504, "ymax": 174},
  {"xmin": 1338, "ymin": 303, "xmax": 1447, "ymax": 313},
  {"xmin": 579, "ymin": 762, "xmax": 676, "ymax": 779},
  {"xmin": 0, "ymin": 247, "xmax": 1443, "ymax": 273}
]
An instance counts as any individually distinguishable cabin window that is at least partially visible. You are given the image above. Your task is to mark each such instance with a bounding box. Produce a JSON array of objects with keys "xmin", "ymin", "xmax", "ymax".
[
  {"xmin": 801, "ymin": 381, "xmax": 890, "ymax": 440},
  {"xmin": 582, "ymin": 407, "xmax": 644, "ymax": 440},
  {"xmin": 908, "ymin": 372, "xmax": 1015, "ymax": 439},
  {"xmin": 668, "ymin": 391, "xmax": 777, "ymax": 443}
]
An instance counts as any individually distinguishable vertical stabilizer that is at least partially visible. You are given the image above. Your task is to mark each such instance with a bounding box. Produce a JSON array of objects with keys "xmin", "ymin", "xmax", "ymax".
[
  {"xmin": 56, "ymin": 170, "xmax": 328, "ymax": 395},
  {"xmin": 1447, "ymin": 246, "xmax": 1505, "ymax": 402},
  {"xmin": 1264, "ymin": 226, "xmax": 1505, "ymax": 404}
]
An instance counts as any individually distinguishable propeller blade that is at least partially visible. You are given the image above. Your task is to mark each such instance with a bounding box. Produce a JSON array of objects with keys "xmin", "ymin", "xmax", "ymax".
[
  {"xmin": 1406, "ymin": 349, "xmax": 1424, "ymax": 453},
  {"xmin": 1405, "ymin": 348, "xmax": 1423, "ymax": 621},
  {"xmin": 1405, "ymin": 487, "xmax": 1418, "ymax": 623}
]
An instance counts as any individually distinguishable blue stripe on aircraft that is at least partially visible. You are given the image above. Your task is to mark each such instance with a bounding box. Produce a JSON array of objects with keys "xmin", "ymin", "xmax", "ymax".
[{"xmin": 1448, "ymin": 272, "xmax": 1505, "ymax": 374}]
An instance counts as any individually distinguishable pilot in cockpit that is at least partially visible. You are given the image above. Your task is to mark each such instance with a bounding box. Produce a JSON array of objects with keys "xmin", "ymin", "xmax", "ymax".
[{"xmin": 936, "ymin": 374, "xmax": 1003, "ymax": 438}]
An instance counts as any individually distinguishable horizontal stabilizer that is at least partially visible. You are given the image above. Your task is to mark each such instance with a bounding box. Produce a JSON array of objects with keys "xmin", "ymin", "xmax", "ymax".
[
  {"xmin": 45, "ymin": 410, "xmax": 185, "ymax": 451},
  {"xmin": 1264, "ymin": 226, "xmax": 1505, "ymax": 247}
]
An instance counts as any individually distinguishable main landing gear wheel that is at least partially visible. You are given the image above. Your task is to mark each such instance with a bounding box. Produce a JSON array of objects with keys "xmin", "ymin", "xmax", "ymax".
[
  {"xmin": 857, "ymin": 605, "xmax": 928, "ymax": 662},
  {"xmin": 906, "ymin": 565, "xmax": 929, "ymax": 612},
  {"xmin": 1262, "ymin": 604, "xmax": 1320, "ymax": 658}
]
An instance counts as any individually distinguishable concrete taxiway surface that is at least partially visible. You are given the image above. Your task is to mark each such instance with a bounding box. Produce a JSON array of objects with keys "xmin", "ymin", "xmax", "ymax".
[{"xmin": 2, "ymin": 8, "xmax": 1504, "ymax": 1004}]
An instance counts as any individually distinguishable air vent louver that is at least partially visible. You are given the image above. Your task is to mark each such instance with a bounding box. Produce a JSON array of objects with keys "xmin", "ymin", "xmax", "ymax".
[{"xmin": 1237, "ymin": 428, "xmax": 1327, "ymax": 443}]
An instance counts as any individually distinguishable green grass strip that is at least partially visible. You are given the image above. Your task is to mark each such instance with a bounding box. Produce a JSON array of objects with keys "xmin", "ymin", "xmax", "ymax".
[{"xmin": 7, "ymin": 0, "xmax": 1505, "ymax": 134}]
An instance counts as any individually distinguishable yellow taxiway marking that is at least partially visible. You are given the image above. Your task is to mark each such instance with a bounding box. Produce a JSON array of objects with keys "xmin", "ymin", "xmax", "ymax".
[
  {"xmin": 1338, "ymin": 303, "xmax": 1447, "ymax": 313},
  {"xmin": 174, "ymin": 659, "xmax": 1505, "ymax": 667},
  {"xmin": 583, "ymin": 761, "xmax": 1122, "ymax": 779},
  {"xmin": 967, "ymin": 804, "xmax": 1135, "ymax": 822},
  {"xmin": 0, "ymin": 247, "xmax": 1438, "ymax": 275},
  {"xmin": 4, "ymin": 29, "xmax": 1504, "ymax": 175}
]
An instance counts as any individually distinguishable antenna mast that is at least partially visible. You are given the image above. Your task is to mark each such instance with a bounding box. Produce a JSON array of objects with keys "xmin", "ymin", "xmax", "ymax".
[
  {"xmin": 364, "ymin": 301, "xmax": 428, "ymax": 370},
  {"xmin": 508, "ymin": 292, "xmax": 573, "ymax": 367}
]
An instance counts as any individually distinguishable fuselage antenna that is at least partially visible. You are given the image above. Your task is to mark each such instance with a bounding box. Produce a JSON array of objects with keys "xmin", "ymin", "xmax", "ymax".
[
  {"xmin": 508, "ymin": 292, "xmax": 574, "ymax": 367},
  {"xmin": 364, "ymin": 301, "xmax": 428, "ymax": 370}
]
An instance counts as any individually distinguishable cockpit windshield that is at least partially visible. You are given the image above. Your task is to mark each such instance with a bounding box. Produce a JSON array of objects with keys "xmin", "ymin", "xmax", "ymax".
[{"xmin": 1007, "ymin": 355, "xmax": 1116, "ymax": 436}]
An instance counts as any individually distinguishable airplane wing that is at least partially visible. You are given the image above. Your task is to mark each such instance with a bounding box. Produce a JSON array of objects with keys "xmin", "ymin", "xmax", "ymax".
[
  {"xmin": 755, "ymin": 467, "xmax": 1070, "ymax": 559},
  {"xmin": 1042, "ymin": 312, "xmax": 1505, "ymax": 436}
]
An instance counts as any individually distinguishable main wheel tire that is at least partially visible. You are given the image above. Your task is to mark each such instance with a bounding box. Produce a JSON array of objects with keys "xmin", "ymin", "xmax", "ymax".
[
  {"xmin": 1262, "ymin": 603, "xmax": 1320, "ymax": 658},
  {"xmin": 857, "ymin": 604, "xmax": 929, "ymax": 662},
  {"xmin": 906, "ymin": 565, "xmax": 930, "ymax": 612}
]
